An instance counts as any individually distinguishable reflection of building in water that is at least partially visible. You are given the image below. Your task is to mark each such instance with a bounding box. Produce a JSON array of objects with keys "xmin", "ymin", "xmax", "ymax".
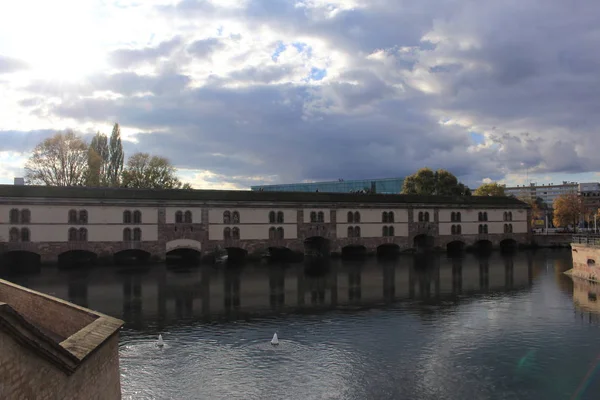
[
  {"xmin": 572, "ymin": 279, "xmax": 600, "ymax": 324},
  {"xmin": 17, "ymin": 254, "xmax": 534, "ymax": 328}
]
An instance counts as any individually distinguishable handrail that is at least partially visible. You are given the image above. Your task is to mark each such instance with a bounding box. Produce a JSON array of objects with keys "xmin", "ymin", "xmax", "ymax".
[{"xmin": 572, "ymin": 235, "xmax": 600, "ymax": 246}]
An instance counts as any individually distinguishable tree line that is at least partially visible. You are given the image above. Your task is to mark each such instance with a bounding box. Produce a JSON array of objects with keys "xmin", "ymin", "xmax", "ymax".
[
  {"xmin": 24, "ymin": 124, "xmax": 191, "ymax": 189},
  {"xmin": 400, "ymin": 167, "xmax": 589, "ymax": 230}
]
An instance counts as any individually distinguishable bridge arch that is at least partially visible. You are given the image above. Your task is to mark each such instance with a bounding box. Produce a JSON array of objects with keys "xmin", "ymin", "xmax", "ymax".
[
  {"xmin": 58, "ymin": 250, "xmax": 97, "ymax": 268},
  {"xmin": 1, "ymin": 250, "xmax": 41, "ymax": 271},
  {"xmin": 225, "ymin": 247, "xmax": 248, "ymax": 264},
  {"xmin": 446, "ymin": 240, "xmax": 466, "ymax": 254},
  {"xmin": 377, "ymin": 243, "xmax": 400, "ymax": 258},
  {"xmin": 342, "ymin": 244, "xmax": 367, "ymax": 259},
  {"xmin": 413, "ymin": 234, "xmax": 435, "ymax": 252},
  {"xmin": 500, "ymin": 238, "xmax": 518, "ymax": 252},
  {"xmin": 304, "ymin": 236, "xmax": 330, "ymax": 258},
  {"xmin": 114, "ymin": 249, "xmax": 151, "ymax": 265},
  {"xmin": 166, "ymin": 239, "xmax": 202, "ymax": 252},
  {"xmin": 166, "ymin": 239, "xmax": 202, "ymax": 265}
]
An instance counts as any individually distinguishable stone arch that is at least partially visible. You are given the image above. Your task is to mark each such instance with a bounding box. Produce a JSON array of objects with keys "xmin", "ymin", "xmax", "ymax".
[
  {"xmin": 166, "ymin": 239, "xmax": 202, "ymax": 252},
  {"xmin": 166, "ymin": 240, "xmax": 201, "ymax": 266},
  {"xmin": 2, "ymin": 250, "xmax": 41, "ymax": 271},
  {"xmin": 413, "ymin": 234, "xmax": 434, "ymax": 251},
  {"xmin": 377, "ymin": 243, "xmax": 400, "ymax": 258},
  {"xmin": 446, "ymin": 240, "xmax": 466, "ymax": 254},
  {"xmin": 342, "ymin": 244, "xmax": 367, "ymax": 259},
  {"xmin": 58, "ymin": 250, "xmax": 97, "ymax": 268},
  {"xmin": 225, "ymin": 247, "xmax": 248, "ymax": 264},
  {"xmin": 113, "ymin": 249, "xmax": 151, "ymax": 266},
  {"xmin": 500, "ymin": 238, "xmax": 518, "ymax": 252},
  {"xmin": 473, "ymin": 239, "xmax": 493, "ymax": 253}
]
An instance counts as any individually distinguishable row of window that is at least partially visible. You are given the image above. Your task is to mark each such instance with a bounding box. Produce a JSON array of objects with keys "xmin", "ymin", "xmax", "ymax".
[
  {"xmin": 478, "ymin": 212, "xmax": 488, "ymax": 221},
  {"xmin": 451, "ymin": 212, "xmax": 462, "ymax": 222},
  {"xmin": 269, "ymin": 211, "xmax": 285, "ymax": 223},
  {"xmin": 223, "ymin": 227, "xmax": 241, "ymax": 240},
  {"xmin": 418, "ymin": 212, "xmax": 431, "ymax": 222},
  {"xmin": 123, "ymin": 210, "xmax": 143, "ymax": 224},
  {"xmin": 68, "ymin": 210, "xmax": 88, "ymax": 224},
  {"xmin": 347, "ymin": 226, "xmax": 362, "ymax": 238},
  {"xmin": 9, "ymin": 227, "xmax": 30, "ymax": 242},
  {"xmin": 268, "ymin": 227, "xmax": 285, "ymax": 239},
  {"xmin": 347, "ymin": 212, "xmax": 361, "ymax": 223},
  {"xmin": 382, "ymin": 226, "xmax": 395, "ymax": 237},
  {"xmin": 504, "ymin": 224, "xmax": 514, "ymax": 233},
  {"xmin": 310, "ymin": 211, "xmax": 325, "ymax": 223},
  {"xmin": 175, "ymin": 210, "xmax": 193, "ymax": 223},
  {"xmin": 223, "ymin": 211, "xmax": 240, "ymax": 224},
  {"xmin": 451, "ymin": 225, "xmax": 462, "ymax": 235},
  {"xmin": 503, "ymin": 212, "xmax": 513, "ymax": 221},
  {"xmin": 9, "ymin": 209, "xmax": 30, "ymax": 224}
]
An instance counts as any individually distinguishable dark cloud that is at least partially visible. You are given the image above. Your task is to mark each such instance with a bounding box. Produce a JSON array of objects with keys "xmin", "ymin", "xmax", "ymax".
[
  {"xmin": 108, "ymin": 37, "xmax": 183, "ymax": 69},
  {"xmin": 0, "ymin": 55, "xmax": 28, "ymax": 74},
  {"xmin": 9, "ymin": 0, "xmax": 600, "ymax": 187}
]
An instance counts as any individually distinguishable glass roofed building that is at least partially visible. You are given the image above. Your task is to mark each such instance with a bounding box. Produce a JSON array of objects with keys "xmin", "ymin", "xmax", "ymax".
[{"xmin": 251, "ymin": 177, "xmax": 404, "ymax": 194}]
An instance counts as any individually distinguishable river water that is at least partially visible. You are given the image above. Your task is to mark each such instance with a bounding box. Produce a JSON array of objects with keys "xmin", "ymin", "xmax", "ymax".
[{"xmin": 3, "ymin": 249, "xmax": 600, "ymax": 400}]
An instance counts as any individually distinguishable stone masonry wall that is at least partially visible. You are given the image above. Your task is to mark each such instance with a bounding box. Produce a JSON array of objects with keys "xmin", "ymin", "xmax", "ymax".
[{"xmin": 0, "ymin": 330, "xmax": 121, "ymax": 400}]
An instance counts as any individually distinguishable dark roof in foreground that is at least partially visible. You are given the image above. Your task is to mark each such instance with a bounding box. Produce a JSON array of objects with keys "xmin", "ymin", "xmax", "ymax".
[{"xmin": 0, "ymin": 184, "xmax": 529, "ymax": 207}]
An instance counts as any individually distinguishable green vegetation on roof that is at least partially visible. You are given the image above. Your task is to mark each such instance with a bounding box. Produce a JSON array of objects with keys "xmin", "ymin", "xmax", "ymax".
[{"xmin": 0, "ymin": 184, "xmax": 529, "ymax": 207}]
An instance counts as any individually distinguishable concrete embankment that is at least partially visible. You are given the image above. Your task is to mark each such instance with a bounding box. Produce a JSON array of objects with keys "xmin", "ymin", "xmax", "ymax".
[{"xmin": 530, "ymin": 234, "xmax": 572, "ymax": 248}]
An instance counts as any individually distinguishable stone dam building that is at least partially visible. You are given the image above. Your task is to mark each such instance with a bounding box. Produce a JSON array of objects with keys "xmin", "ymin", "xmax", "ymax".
[{"xmin": 0, "ymin": 185, "xmax": 531, "ymax": 266}]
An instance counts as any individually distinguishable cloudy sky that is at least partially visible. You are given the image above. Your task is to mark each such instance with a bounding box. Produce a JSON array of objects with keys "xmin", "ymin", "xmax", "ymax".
[{"xmin": 1, "ymin": 0, "xmax": 599, "ymax": 190}]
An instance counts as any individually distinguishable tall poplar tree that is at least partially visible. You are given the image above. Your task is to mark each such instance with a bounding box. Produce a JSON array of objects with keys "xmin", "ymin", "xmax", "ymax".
[
  {"xmin": 107, "ymin": 123, "xmax": 124, "ymax": 187},
  {"xmin": 86, "ymin": 132, "xmax": 110, "ymax": 186}
]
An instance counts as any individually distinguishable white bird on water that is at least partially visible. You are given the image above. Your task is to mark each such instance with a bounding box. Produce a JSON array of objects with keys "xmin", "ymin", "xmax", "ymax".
[
  {"xmin": 271, "ymin": 333, "xmax": 279, "ymax": 346},
  {"xmin": 157, "ymin": 334, "xmax": 164, "ymax": 347}
]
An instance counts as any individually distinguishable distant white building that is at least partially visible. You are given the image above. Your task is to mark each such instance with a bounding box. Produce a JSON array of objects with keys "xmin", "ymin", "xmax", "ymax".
[{"xmin": 504, "ymin": 181, "xmax": 579, "ymax": 206}]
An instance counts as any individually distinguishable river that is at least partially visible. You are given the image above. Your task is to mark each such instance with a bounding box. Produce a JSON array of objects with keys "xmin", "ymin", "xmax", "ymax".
[{"xmin": 2, "ymin": 249, "xmax": 599, "ymax": 400}]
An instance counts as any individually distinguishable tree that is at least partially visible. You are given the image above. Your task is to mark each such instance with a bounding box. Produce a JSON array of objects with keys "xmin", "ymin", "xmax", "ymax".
[
  {"xmin": 518, "ymin": 196, "xmax": 546, "ymax": 227},
  {"xmin": 24, "ymin": 130, "xmax": 89, "ymax": 186},
  {"xmin": 121, "ymin": 153, "xmax": 191, "ymax": 189},
  {"xmin": 401, "ymin": 168, "xmax": 471, "ymax": 196},
  {"xmin": 473, "ymin": 182, "xmax": 506, "ymax": 196},
  {"xmin": 86, "ymin": 132, "xmax": 110, "ymax": 186},
  {"xmin": 107, "ymin": 123, "xmax": 124, "ymax": 187},
  {"xmin": 553, "ymin": 193, "xmax": 583, "ymax": 230}
]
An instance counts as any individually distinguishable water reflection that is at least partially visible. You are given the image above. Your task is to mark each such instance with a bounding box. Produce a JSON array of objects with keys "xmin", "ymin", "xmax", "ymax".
[{"xmin": 3, "ymin": 252, "xmax": 537, "ymax": 329}]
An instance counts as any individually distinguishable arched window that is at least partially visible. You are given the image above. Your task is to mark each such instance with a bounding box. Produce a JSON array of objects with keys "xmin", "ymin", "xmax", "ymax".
[
  {"xmin": 424, "ymin": 212, "xmax": 430, "ymax": 222},
  {"xmin": 277, "ymin": 227, "xmax": 284, "ymax": 239},
  {"xmin": 354, "ymin": 226, "xmax": 361, "ymax": 237},
  {"xmin": 382, "ymin": 212, "xmax": 388, "ymax": 223},
  {"xmin": 347, "ymin": 211, "xmax": 354, "ymax": 223},
  {"xmin": 9, "ymin": 208, "xmax": 19, "ymax": 224},
  {"xmin": 504, "ymin": 224, "xmax": 508, "ymax": 233},
  {"xmin": 508, "ymin": 212, "xmax": 513, "ymax": 221},
  {"xmin": 9, "ymin": 227, "xmax": 19, "ymax": 242},
  {"xmin": 224, "ymin": 227, "xmax": 231, "ymax": 239},
  {"xmin": 354, "ymin": 212, "xmax": 361, "ymax": 223},
  {"xmin": 133, "ymin": 210, "xmax": 142, "ymax": 224},
  {"xmin": 68, "ymin": 209, "xmax": 78, "ymax": 224},
  {"xmin": 68, "ymin": 227, "xmax": 78, "ymax": 242},
  {"xmin": 451, "ymin": 225, "xmax": 456, "ymax": 235},
  {"xmin": 418, "ymin": 211, "xmax": 423, "ymax": 222},
  {"xmin": 503, "ymin": 212, "xmax": 507, "ymax": 221},
  {"xmin": 478, "ymin": 212, "xmax": 483, "ymax": 221},
  {"xmin": 277, "ymin": 211, "xmax": 284, "ymax": 223},
  {"xmin": 20, "ymin": 228, "xmax": 30, "ymax": 242},
  {"xmin": 133, "ymin": 228, "xmax": 142, "ymax": 241},
  {"xmin": 484, "ymin": 224, "xmax": 488, "ymax": 234},
  {"xmin": 175, "ymin": 211, "xmax": 183, "ymax": 223},
  {"xmin": 310, "ymin": 212, "xmax": 317, "ymax": 223},
  {"xmin": 451, "ymin": 212, "xmax": 456, "ymax": 222},
  {"xmin": 269, "ymin": 211, "xmax": 276, "ymax": 223},
  {"xmin": 347, "ymin": 226, "xmax": 354, "ymax": 237},
  {"xmin": 232, "ymin": 227, "xmax": 240, "ymax": 240},
  {"xmin": 21, "ymin": 209, "xmax": 30, "ymax": 224},
  {"xmin": 389, "ymin": 226, "xmax": 395, "ymax": 236},
  {"xmin": 79, "ymin": 228, "xmax": 88, "ymax": 242},
  {"xmin": 184, "ymin": 210, "xmax": 192, "ymax": 223},
  {"xmin": 456, "ymin": 225, "xmax": 462, "ymax": 235},
  {"xmin": 509, "ymin": 224, "xmax": 513, "ymax": 233},
  {"xmin": 456, "ymin": 212, "xmax": 461, "ymax": 222},
  {"xmin": 383, "ymin": 226, "xmax": 389, "ymax": 236},
  {"xmin": 388, "ymin": 212, "xmax": 394, "ymax": 223},
  {"xmin": 317, "ymin": 211, "xmax": 324, "ymax": 222},
  {"xmin": 232, "ymin": 211, "xmax": 240, "ymax": 224},
  {"xmin": 79, "ymin": 210, "xmax": 88, "ymax": 224},
  {"xmin": 123, "ymin": 228, "xmax": 132, "ymax": 242},
  {"xmin": 223, "ymin": 211, "xmax": 231, "ymax": 224},
  {"xmin": 123, "ymin": 210, "xmax": 132, "ymax": 224},
  {"xmin": 483, "ymin": 212, "xmax": 488, "ymax": 222},
  {"xmin": 269, "ymin": 227, "xmax": 276, "ymax": 239},
  {"xmin": 478, "ymin": 224, "xmax": 483, "ymax": 234}
]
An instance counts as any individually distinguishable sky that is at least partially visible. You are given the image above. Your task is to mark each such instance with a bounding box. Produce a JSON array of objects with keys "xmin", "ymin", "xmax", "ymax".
[{"xmin": 1, "ymin": 0, "xmax": 600, "ymax": 190}]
